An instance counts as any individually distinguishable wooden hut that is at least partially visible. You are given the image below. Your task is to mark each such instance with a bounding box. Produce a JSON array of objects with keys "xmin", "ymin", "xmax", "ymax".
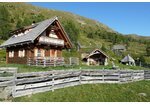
[
  {"xmin": 121, "ymin": 54, "xmax": 135, "ymax": 66},
  {"xmin": 112, "ymin": 45, "xmax": 126, "ymax": 56},
  {"xmin": 0, "ymin": 17, "xmax": 73, "ymax": 65},
  {"xmin": 82, "ymin": 49, "xmax": 109, "ymax": 66},
  {"xmin": 112, "ymin": 45, "xmax": 126, "ymax": 52}
]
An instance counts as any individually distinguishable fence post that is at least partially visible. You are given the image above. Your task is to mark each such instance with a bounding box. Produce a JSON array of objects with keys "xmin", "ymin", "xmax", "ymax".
[
  {"xmin": 79, "ymin": 71, "xmax": 82, "ymax": 84},
  {"xmin": 118, "ymin": 70, "xmax": 121, "ymax": 83},
  {"xmin": 131, "ymin": 70, "xmax": 134, "ymax": 82},
  {"xmin": 77, "ymin": 58, "xmax": 79, "ymax": 65},
  {"xmin": 36, "ymin": 58, "xmax": 38, "ymax": 66},
  {"xmin": 69, "ymin": 57, "xmax": 72, "ymax": 66},
  {"xmin": 102, "ymin": 69, "xmax": 104, "ymax": 82},
  {"xmin": 43, "ymin": 58, "xmax": 46, "ymax": 67},
  {"xmin": 27, "ymin": 58, "xmax": 30, "ymax": 66},
  {"xmin": 125, "ymin": 70, "xmax": 127, "ymax": 83},
  {"xmin": 62, "ymin": 57, "xmax": 65, "ymax": 66},
  {"xmin": 52, "ymin": 73, "xmax": 55, "ymax": 92},
  {"xmin": 54, "ymin": 58, "xmax": 56, "ymax": 67},
  {"xmin": 11, "ymin": 68, "xmax": 17, "ymax": 97},
  {"xmin": 143, "ymin": 70, "xmax": 145, "ymax": 80}
]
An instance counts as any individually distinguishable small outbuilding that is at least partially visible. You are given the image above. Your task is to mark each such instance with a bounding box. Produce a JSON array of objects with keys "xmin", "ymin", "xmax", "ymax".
[
  {"xmin": 112, "ymin": 45, "xmax": 126, "ymax": 52},
  {"xmin": 112, "ymin": 45, "xmax": 126, "ymax": 56},
  {"xmin": 121, "ymin": 54, "xmax": 135, "ymax": 66},
  {"xmin": 82, "ymin": 49, "xmax": 109, "ymax": 66}
]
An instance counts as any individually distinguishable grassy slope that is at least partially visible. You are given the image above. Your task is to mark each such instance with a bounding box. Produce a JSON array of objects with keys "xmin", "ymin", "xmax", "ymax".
[
  {"xmin": 0, "ymin": 40, "xmax": 5, "ymax": 58},
  {"xmin": 12, "ymin": 80, "xmax": 150, "ymax": 102},
  {"xmin": 0, "ymin": 2, "xmax": 149, "ymax": 66}
]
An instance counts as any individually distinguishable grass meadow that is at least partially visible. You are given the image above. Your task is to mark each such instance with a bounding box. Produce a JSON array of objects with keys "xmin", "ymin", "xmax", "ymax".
[{"xmin": 12, "ymin": 80, "xmax": 150, "ymax": 102}]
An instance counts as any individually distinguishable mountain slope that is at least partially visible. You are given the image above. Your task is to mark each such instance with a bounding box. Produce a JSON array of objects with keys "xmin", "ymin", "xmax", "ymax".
[{"xmin": 0, "ymin": 2, "xmax": 150, "ymax": 64}]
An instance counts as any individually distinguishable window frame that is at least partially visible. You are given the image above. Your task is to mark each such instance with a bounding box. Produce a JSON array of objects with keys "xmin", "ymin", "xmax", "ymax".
[
  {"xmin": 18, "ymin": 49, "xmax": 25, "ymax": 58},
  {"xmin": 8, "ymin": 51, "xmax": 14, "ymax": 58},
  {"xmin": 35, "ymin": 48, "xmax": 45, "ymax": 57}
]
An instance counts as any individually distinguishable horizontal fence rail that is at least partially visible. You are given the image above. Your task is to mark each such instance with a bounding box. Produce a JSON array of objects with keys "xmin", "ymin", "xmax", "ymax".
[
  {"xmin": 27, "ymin": 57, "xmax": 65, "ymax": 67},
  {"xmin": 0, "ymin": 67, "xmax": 149, "ymax": 99},
  {"xmin": 144, "ymin": 70, "xmax": 150, "ymax": 80},
  {"xmin": 27, "ymin": 57, "xmax": 79, "ymax": 67},
  {"xmin": 0, "ymin": 67, "xmax": 17, "ymax": 86},
  {"xmin": 13, "ymin": 70, "xmax": 145, "ymax": 97}
]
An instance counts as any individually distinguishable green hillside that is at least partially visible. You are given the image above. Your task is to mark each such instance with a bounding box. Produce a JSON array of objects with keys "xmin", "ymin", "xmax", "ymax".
[{"xmin": 0, "ymin": 2, "xmax": 150, "ymax": 66}]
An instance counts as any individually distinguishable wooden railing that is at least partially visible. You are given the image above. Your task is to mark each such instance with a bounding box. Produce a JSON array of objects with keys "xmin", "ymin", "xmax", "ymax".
[
  {"xmin": 27, "ymin": 57, "xmax": 65, "ymax": 67},
  {"xmin": 0, "ymin": 67, "xmax": 149, "ymax": 99},
  {"xmin": 27, "ymin": 57, "xmax": 80, "ymax": 67}
]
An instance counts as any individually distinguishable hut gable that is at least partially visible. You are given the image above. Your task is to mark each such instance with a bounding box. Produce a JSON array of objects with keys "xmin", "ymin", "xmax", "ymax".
[
  {"xmin": 87, "ymin": 49, "xmax": 109, "ymax": 59},
  {"xmin": 0, "ymin": 16, "xmax": 73, "ymax": 49},
  {"xmin": 82, "ymin": 49, "xmax": 109, "ymax": 66}
]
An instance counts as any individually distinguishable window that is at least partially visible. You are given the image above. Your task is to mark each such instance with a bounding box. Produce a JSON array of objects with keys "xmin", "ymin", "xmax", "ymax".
[
  {"xmin": 18, "ymin": 49, "xmax": 25, "ymax": 57},
  {"xmin": 34, "ymin": 49, "xmax": 45, "ymax": 57},
  {"xmin": 9, "ymin": 51, "xmax": 14, "ymax": 58},
  {"xmin": 37, "ymin": 49, "xmax": 41, "ymax": 57},
  {"xmin": 49, "ymin": 30, "xmax": 58, "ymax": 38},
  {"xmin": 50, "ymin": 49, "xmax": 57, "ymax": 57}
]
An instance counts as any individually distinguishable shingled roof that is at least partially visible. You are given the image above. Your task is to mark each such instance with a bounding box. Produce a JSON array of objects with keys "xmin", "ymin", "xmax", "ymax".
[
  {"xmin": 83, "ymin": 49, "xmax": 109, "ymax": 59},
  {"xmin": 121, "ymin": 54, "xmax": 135, "ymax": 63},
  {"xmin": 0, "ymin": 16, "xmax": 73, "ymax": 48},
  {"xmin": 112, "ymin": 45, "xmax": 126, "ymax": 50}
]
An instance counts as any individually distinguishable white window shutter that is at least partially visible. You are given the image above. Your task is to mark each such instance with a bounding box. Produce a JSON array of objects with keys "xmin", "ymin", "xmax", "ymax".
[
  {"xmin": 42, "ymin": 49, "xmax": 45, "ymax": 57},
  {"xmin": 34, "ymin": 49, "xmax": 38, "ymax": 57},
  {"xmin": 12, "ymin": 51, "xmax": 14, "ymax": 57},
  {"xmin": 23, "ymin": 50, "xmax": 25, "ymax": 57}
]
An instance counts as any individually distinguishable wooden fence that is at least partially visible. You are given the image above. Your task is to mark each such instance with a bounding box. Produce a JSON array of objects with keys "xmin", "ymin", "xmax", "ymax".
[
  {"xmin": 13, "ymin": 70, "xmax": 144, "ymax": 97},
  {"xmin": 0, "ymin": 67, "xmax": 17, "ymax": 99},
  {"xmin": 144, "ymin": 70, "xmax": 150, "ymax": 80},
  {"xmin": 65, "ymin": 57, "xmax": 79, "ymax": 66},
  {"xmin": 0, "ymin": 67, "xmax": 148, "ymax": 99},
  {"xmin": 0, "ymin": 67, "xmax": 17, "ymax": 86},
  {"xmin": 27, "ymin": 57, "xmax": 79, "ymax": 67},
  {"xmin": 27, "ymin": 57, "xmax": 65, "ymax": 67}
]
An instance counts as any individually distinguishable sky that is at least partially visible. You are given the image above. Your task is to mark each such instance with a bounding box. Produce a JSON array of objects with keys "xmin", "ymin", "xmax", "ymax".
[{"xmin": 29, "ymin": 2, "xmax": 150, "ymax": 36}]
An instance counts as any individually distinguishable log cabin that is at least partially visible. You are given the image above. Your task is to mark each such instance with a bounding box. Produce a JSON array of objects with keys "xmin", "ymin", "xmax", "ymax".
[
  {"xmin": 112, "ymin": 45, "xmax": 126, "ymax": 56},
  {"xmin": 82, "ymin": 49, "xmax": 109, "ymax": 66},
  {"xmin": 0, "ymin": 17, "xmax": 73, "ymax": 65}
]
